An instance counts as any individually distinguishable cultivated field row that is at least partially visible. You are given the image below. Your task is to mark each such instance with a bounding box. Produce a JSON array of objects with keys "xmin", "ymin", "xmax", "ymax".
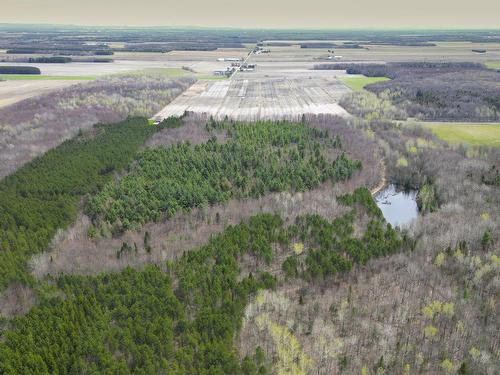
[{"xmin": 153, "ymin": 76, "xmax": 351, "ymax": 121}]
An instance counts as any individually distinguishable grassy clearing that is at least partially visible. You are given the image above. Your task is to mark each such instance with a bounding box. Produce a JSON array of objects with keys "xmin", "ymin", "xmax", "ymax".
[
  {"xmin": 422, "ymin": 122, "xmax": 500, "ymax": 147},
  {"xmin": 485, "ymin": 61, "xmax": 500, "ymax": 70},
  {"xmin": 197, "ymin": 74, "xmax": 228, "ymax": 80},
  {"xmin": 0, "ymin": 74, "xmax": 95, "ymax": 81},
  {"xmin": 340, "ymin": 76, "xmax": 390, "ymax": 91}
]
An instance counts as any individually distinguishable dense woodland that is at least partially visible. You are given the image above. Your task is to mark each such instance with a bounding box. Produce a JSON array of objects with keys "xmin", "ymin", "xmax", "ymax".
[
  {"xmin": 0, "ymin": 118, "xmax": 172, "ymax": 291},
  {"xmin": 317, "ymin": 62, "xmax": 500, "ymax": 121},
  {"xmin": 0, "ymin": 187, "xmax": 405, "ymax": 374},
  {"xmin": 0, "ymin": 214, "xmax": 283, "ymax": 374},
  {"xmin": 0, "ymin": 114, "xmax": 497, "ymax": 373},
  {"xmin": 87, "ymin": 120, "xmax": 360, "ymax": 233},
  {"xmin": 283, "ymin": 188, "xmax": 402, "ymax": 280}
]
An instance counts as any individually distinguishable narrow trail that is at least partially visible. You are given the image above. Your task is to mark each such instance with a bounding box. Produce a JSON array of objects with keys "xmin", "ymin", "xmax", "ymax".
[{"xmin": 370, "ymin": 160, "xmax": 387, "ymax": 196}]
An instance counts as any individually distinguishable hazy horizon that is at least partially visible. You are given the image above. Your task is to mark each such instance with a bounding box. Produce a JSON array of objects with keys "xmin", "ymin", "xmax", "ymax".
[
  {"xmin": 1, "ymin": 23, "xmax": 500, "ymax": 31},
  {"xmin": 2, "ymin": 0, "xmax": 500, "ymax": 29}
]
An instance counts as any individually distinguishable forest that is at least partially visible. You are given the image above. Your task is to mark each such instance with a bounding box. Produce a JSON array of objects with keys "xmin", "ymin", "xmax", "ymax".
[
  {"xmin": 0, "ymin": 118, "xmax": 173, "ymax": 291},
  {"xmin": 0, "ymin": 111, "xmax": 497, "ymax": 374},
  {"xmin": 236, "ymin": 117, "xmax": 499, "ymax": 374},
  {"xmin": 283, "ymin": 188, "xmax": 402, "ymax": 280},
  {"xmin": 86, "ymin": 120, "xmax": 360, "ymax": 233},
  {"xmin": 0, "ymin": 187, "xmax": 404, "ymax": 374},
  {"xmin": 316, "ymin": 62, "xmax": 500, "ymax": 121}
]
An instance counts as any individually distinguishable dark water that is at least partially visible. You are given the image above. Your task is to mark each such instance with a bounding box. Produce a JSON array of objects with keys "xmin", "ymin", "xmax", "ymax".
[{"xmin": 375, "ymin": 184, "xmax": 419, "ymax": 227}]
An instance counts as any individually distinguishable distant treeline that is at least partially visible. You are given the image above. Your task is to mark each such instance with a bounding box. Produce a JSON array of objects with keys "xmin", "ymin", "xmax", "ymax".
[
  {"xmin": 93, "ymin": 50, "xmax": 114, "ymax": 55},
  {"xmin": 2, "ymin": 28, "xmax": 499, "ymax": 56},
  {"xmin": 258, "ymin": 42, "xmax": 363, "ymax": 49},
  {"xmin": 300, "ymin": 42, "xmax": 337, "ymax": 48},
  {"xmin": 259, "ymin": 42, "xmax": 295, "ymax": 47},
  {"xmin": 121, "ymin": 42, "xmax": 244, "ymax": 53},
  {"xmin": 300, "ymin": 42, "xmax": 363, "ymax": 49},
  {"xmin": 89, "ymin": 58, "xmax": 113, "ymax": 63},
  {"xmin": 6, "ymin": 46, "xmax": 113, "ymax": 56},
  {"xmin": 314, "ymin": 61, "xmax": 485, "ymax": 76},
  {"xmin": 28, "ymin": 56, "xmax": 72, "ymax": 63},
  {"xmin": 0, "ymin": 66, "xmax": 40, "ymax": 74}
]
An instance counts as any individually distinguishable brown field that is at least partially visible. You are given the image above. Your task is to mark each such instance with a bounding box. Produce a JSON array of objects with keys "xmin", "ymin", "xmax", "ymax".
[{"xmin": 0, "ymin": 80, "xmax": 82, "ymax": 108}]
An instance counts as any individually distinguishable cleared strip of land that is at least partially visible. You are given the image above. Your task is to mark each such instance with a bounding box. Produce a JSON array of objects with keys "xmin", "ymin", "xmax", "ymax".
[{"xmin": 422, "ymin": 122, "xmax": 500, "ymax": 147}]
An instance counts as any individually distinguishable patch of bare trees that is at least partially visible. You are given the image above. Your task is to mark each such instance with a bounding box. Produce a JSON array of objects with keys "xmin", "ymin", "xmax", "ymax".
[{"xmin": 317, "ymin": 62, "xmax": 500, "ymax": 121}]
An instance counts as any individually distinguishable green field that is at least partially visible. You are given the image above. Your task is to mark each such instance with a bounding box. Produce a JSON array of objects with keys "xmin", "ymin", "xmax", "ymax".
[
  {"xmin": 485, "ymin": 61, "xmax": 500, "ymax": 70},
  {"xmin": 0, "ymin": 74, "xmax": 96, "ymax": 81},
  {"xmin": 422, "ymin": 122, "xmax": 500, "ymax": 147},
  {"xmin": 340, "ymin": 75, "xmax": 390, "ymax": 91}
]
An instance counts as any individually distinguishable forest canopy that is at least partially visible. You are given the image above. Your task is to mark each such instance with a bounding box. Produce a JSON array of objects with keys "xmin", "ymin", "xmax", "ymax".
[
  {"xmin": 0, "ymin": 117, "xmax": 169, "ymax": 291},
  {"xmin": 87, "ymin": 120, "xmax": 361, "ymax": 233},
  {"xmin": 0, "ymin": 188, "xmax": 401, "ymax": 374}
]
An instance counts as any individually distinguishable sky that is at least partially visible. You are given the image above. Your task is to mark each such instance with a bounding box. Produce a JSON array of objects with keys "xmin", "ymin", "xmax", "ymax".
[{"xmin": 2, "ymin": 0, "xmax": 500, "ymax": 29}]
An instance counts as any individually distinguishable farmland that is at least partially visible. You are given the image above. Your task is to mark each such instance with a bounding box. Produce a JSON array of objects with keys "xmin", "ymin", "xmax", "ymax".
[
  {"xmin": 422, "ymin": 122, "xmax": 500, "ymax": 147},
  {"xmin": 152, "ymin": 74, "xmax": 350, "ymax": 122}
]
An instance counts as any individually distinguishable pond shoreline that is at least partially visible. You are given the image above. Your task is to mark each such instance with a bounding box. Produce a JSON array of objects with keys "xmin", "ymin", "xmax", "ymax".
[{"xmin": 370, "ymin": 160, "xmax": 387, "ymax": 196}]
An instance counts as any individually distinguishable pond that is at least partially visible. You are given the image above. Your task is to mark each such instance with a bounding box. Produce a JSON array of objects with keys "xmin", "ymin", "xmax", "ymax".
[{"xmin": 375, "ymin": 184, "xmax": 419, "ymax": 228}]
